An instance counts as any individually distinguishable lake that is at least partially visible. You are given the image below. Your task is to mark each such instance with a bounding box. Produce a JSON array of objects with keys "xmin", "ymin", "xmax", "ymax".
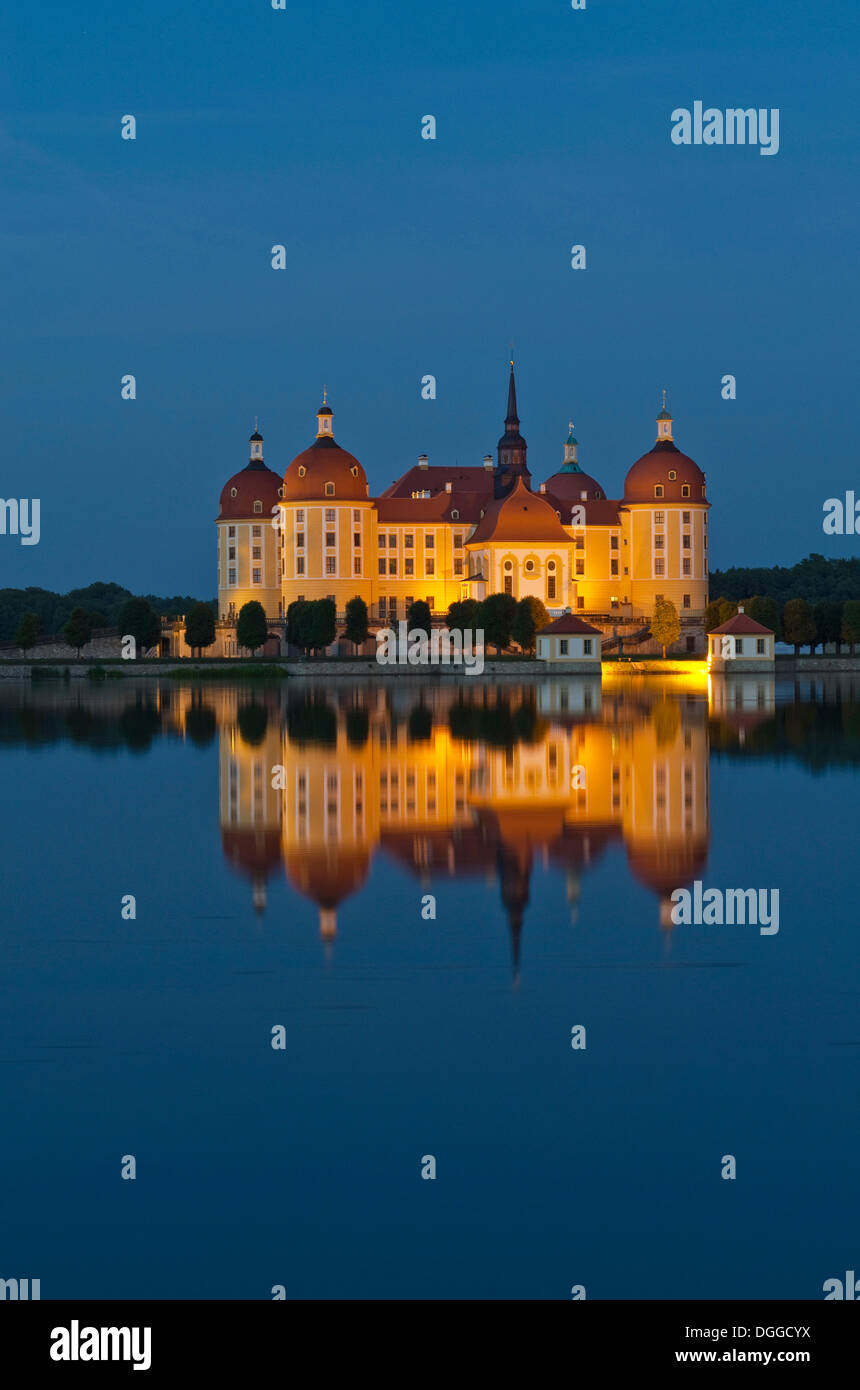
[{"xmin": 1, "ymin": 670, "xmax": 858, "ymax": 1299}]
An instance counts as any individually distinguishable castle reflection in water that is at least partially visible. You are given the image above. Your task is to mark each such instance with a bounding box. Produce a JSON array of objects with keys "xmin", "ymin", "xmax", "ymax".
[
  {"xmin": 13, "ymin": 667, "xmax": 841, "ymax": 967},
  {"xmin": 207, "ymin": 671, "xmax": 780, "ymax": 958}
]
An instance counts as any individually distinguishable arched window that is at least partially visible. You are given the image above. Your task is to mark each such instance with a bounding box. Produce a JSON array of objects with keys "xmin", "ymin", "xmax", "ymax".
[
  {"xmin": 682, "ymin": 484, "xmax": 690, "ymax": 497},
  {"xmin": 325, "ymin": 482, "xmax": 335, "ymax": 496},
  {"xmin": 654, "ymin": 485, "xmax": 664, "ymax": 498},
  {"xmin": 230, "ymin": 487, "xmax": 237, "ymax": 497},
  {"xmin": 254, "ymin": 501, "xmax": 262, "ymax": 513}
]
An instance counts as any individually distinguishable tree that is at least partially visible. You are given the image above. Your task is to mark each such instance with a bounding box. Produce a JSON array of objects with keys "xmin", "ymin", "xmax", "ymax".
[
  {"xmin": 406, "ymin": 599, "xmax": 432, "ymax": 638},
  {"xmin": 511, "ymin": 596, "xmax": 550, "ymax": 654},
  {"xmin": 236, "ymin": 600, "xmax": 269, "ymax": 656},
  {"xmin": 184, "ymin": 601, "xmax": 216, "ymax": 656},
  {"xmin": 308, "ymin": 598, "xmax": 337, "ymax": 655},
  {"xmin": 704, "ymin": 599, "xmax": 724, "ymax": 634},
  {"xmin": 782, "ymin": 598, "xmax": 815, "ymax": 656},
  {"xmin": 344, "ymin": 596, "xmax": 369, "ymax": 652},
  {"xmin": 445, "ymin": 598, "xmax": 480, "ymax": 634},
  {"xmin": 63, "ymin": 607, "xmax": 93, "ymax": 657},
  {"xmin": 286, "ymin": 600, "xmax": 311, "ymax": 652},
  {"xmin": 842, "ymin": 599, "xmax": 860, "ymax": 655},
  {"xmin": 813, "ymin": 599, "xmax": 843, "ymax": 653},
  {"xmin": 117, "ymin": 596, "xmax": 161, "ymax": 655},
  {"xmin": 14, "ymin": 611, "xmax": 41, "ymax": 654},
  {"xmin": 478, "ymin": 592, "xmax": 517, "ymax": 654},
  {"xmin": 649, "ymin": 597, "xmax": 681, "ymax": 658},
  {"xmin": 747, "ymin": 595, "xmax": 780, "ymax": 638}
]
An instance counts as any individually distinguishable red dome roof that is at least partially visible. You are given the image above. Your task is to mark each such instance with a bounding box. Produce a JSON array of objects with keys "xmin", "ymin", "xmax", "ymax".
[
  {"xmin": 218, "ymin": 462, "xmax": 282, "ymax": 520},
  {"xmin": 283, "ymin": 435, "xmax": 368, "ymax": 502},
  {"xmin": 543, "ymin": 468, "xmax": 606, "ymax": 502},
  {"xmin": 624, "ymin": 441, "xmax": 707, "ymax": 504}
]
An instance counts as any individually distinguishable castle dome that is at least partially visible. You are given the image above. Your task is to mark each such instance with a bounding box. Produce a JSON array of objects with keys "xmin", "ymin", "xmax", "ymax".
[
  {"xmin": 283, "ymin": 397, "xmax": 368, "ymax": 502},
  {"xmin": 218, "ymin": 428, "xmax": 282, "ymax": 519},
  {"xmin": 623, "ymin": 401, "xmax": 707, "ymax": 504}
]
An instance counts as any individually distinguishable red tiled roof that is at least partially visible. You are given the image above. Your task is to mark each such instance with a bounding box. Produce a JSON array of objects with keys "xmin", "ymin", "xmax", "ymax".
[
  {"xmin": 542, "ymin": 493, "xmax": 622, "ymax": 527},
  {"xmin": 467, "ymin": 478, "xmax": 573, "ymax": 545},
  {"xmin": 540, "ymin": 614, "xmax": 603, "ymax": 635},
  {"xmin": 709, "ymin": 613, "xmax": 773, "ymax": 635},
  {"xmin": 218, "ymin": 462, "xmax": 282, "ymax": 519}
]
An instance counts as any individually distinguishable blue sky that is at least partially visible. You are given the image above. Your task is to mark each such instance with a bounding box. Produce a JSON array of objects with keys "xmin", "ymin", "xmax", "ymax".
[{"xmin": 1, "ymin": 0, "xmax": 858, "ymax": 594}]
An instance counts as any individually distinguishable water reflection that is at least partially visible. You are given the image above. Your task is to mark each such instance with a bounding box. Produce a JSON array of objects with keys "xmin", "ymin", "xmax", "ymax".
[{"xmin": 4, "ymin": 673, "xmax": 859, "ymax": 966}]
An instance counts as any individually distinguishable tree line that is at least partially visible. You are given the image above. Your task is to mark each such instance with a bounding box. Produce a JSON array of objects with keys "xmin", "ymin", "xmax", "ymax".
[
  {"xmin": 705, "ymin": 594, "xmax": 860, "ymax": 654},
  {"xmin": 709, "ymin": 554, "xmax": 860, "ymax": 606},
  {"xmin": 0, "ymin": 582, "xmax": 210, "ymax": 644}
]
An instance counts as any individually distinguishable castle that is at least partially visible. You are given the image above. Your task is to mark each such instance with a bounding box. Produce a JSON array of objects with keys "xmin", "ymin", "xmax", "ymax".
[{"xmin": 214, "ymin": 368, "xmax": 711, "ymax": 649}]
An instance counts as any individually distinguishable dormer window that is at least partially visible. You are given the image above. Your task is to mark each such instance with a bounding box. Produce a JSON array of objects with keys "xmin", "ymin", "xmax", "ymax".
[
  {"xmin": 325, "ymin": 482, "xmax": 335, "ymax": 496},
  {"xmin": 298, "ymin": 466, "xmax": 306, "ymax": 477},
  {"xmin": 350, "ymin": 466, "xmax": 358, "ymax": 477},
  {"xmin": 668, "ymin": 470, "xmax": 677, "ymax": 481},
  {"xmin": 254, "ymin": 501, "xmax": 262, "ymax": 513},
  {"xmin": 654, "ymin": 485, "xmax": 664, "ymax": 498},
  {"xmin": 682, "ymin": 484, "xmax": 690, "ymax": 497},
  {"xmin": 451, "ymin": 509, "xmax": 459, "ymax": 520},
  {"xmin": 278, "ymin": 485, "xmax": 285, "ymax": 497},
  {"xmin": 701, "ymin": 485, "xmax": 706, "ymax": 497},
  {"xmin": 230, "ymin": 487, "xmax": 237, "ymax": 497}
]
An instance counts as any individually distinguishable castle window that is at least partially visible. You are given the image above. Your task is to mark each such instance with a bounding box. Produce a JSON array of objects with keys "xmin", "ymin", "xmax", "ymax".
[
  {"xmin": 325, "ymin": 483, "xmax": 335, "ymax": 496},
  {"xmin": 654, "ymin": 511, "xmax": 664, "ymax": 525},
  {"xmin": 525, "ymin": 560, "xmax": 535, "ymax": 572},
  {"xmin": 547, "ymin": 559, "xmax": 556, "ymax": 571},
  {"xmin": 228, "ymin": 525, "xmax": 235, "ymax": 537},
  {"xmin": 326, "ymin": 556, "xmax": 336, "ymax": 574},
  {"xmin": 228, "ymin": 568, "xmax": 236, "ymax": 584},
  {"xmin": 325, "ymin": 531, "xmax": 335, "ymax": 547},
  {"xmin": 252, "ymin": 525, "xmax": 261, "ymax": 537},
  {"xmin": 296, "ymin": 510, "xmax": 304, "ymax": 522},
  {"xmin": 378, "ymin": 534, "xmax": 386, "ymax": 547},
  {"xmin": 683, "ymin": 558, "xmax": 692, "ymax": 576},
  {"xmin": 683, "ymin": 534, "xmax": 691, "ymax": 548},
  {"xmin": 668, "ymin": 470, "xmax": 677, "ymax": 481},
  {"xmin": 379, "ymin": 559, "xmax": 386, "ymax": 574},
  {"xmin": 583, "ymin": 640, "xmax": 593, "ymax": 655},
  {"xmin": 576, "ymin": 596, "xmax": 584, "ymax": 609},
  {"xmin": 654, "ymin": 534, "xmax": 664, "ymax": 548},
  {"xmin": 575, "ymin": 559, "xmax": 584, "ymax": 576},
  {"xmin": 405, "ymin": 558, "xmax": 414, "ymax": 575},
  {"xmin": 454, "ymin": 558, "xmax": 463, "ymax": 575},
  {"xmin": 354, "ymin": 558, "xmax": 361, "ymax": 574},
  {"xmin": 452, "ymin": 510, "xmax": 460, "ymax": 520},
  {"xmin": 252, "ymin": 568, "xmax": 261, "ymax": 583},
  {"xmin": 425, "ymin": 534, "xmax": 434, "ymax": 549},
  {"xmin": 504, "ymin": 576, "xmax": 513, "ymax": 595},
  {"xmin": 547, "ymin": 576, "xmax": 556, "ymax": 600},
  {"xmin": 353, "ymin": 533, "xmax": 360, "ymax": 547},
  {"xmin": 610, "ymin": 559, "xmax": 618, "ymax": 576},
  {"xmin": 228, "ymin": 546, "xmax": 236, "ymax": 561},
  {"xmin": 425, "ymin": 559, "xmax": 435, "ymax": 577},
  {"xmin": 701, "ymin": 486, "xmax": 706, "ymax": 497},
  {"xmin": 682, "ymin": 484, "xmax": 691, "ymax": 497},
  {"xmin": 298, "ymin": 466, "xmax": 306, "ymax": 477},
  {"xmin": 654, "ymin": 485, "xmax": 663, "ymax": 498},
  {"xmin": 296, "ymin": 557, "xmax": 304, "ymax": 575},
  {"xmin": 504, "ymin": 561, "xmax": 513, "ymax": 571},
  {"xmin": 389, "ymin": 560, "xmax": 397, "ymax": 574},
  {"xmin": 254, "ymin": 501, "xmax": 262, "ymax": 513},
  {"xmin": 610, "ymin": 536, "xmax": 618, "ymax": 549},
  {"xmin": 655, "ymin": 558, "xmax": 665, "ymax": 576},
  {"xmin": 296, "ymin": 532, "xmax": 304, "ymax": 548},
  {"xmin": 388, "ymin": 534, "xmax": 396, "ymax": 548},
  {"xmin": 682, "ymin": 511, "xmax": 690, "ymax": 524},
  {"xmin": 405, "ymin": 534, "xmax": 414, "ymax": 548},
  {"xmin": 252, "ymin": 546, "xmax": 261, "ymax": 560},
  {"xmin": 230, "ymin": 488, "xmax": 237, "ymax": 497},
  {"xmin": 325, "ymin": 509, "xmax": 335, "ymax": 522},
  {"xmin": 353, "ymin": 509, "xmax": 360, "ymax": 521},
  {"xmin": 454, "ymin": 534, "xmax": 463, "ymax": 548},
  {"xmin": 683, "ymin": 594, "xmax": 691, "ymax": 609},
  {"xmin": 350, "ymin": 466, "xmax": 358, "ymax": 477},
  {"xmin": 278, "ymin": 485, "xmax": 285, "ymax": 498}
]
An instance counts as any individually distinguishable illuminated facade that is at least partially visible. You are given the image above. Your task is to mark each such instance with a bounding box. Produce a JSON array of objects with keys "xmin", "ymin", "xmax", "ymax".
[{"xmin": 216, "ymin": 372, "xmax": 711, "ymax": 634}]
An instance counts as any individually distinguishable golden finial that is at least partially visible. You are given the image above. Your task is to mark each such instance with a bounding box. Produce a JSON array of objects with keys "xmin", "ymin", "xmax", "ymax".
[
  {"xmin": 322, "ymin": 384, "xmax": 327, "ymax": 405},
  {"xmin": 661, "ymin": 388, "xmax": 668, "ymax": 410}
]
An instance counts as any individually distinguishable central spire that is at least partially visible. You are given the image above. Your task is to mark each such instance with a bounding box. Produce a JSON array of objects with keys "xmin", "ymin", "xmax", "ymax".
[{"xmin": 495, "ymin": 359, "xmax": 530, "ymax": 497}]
